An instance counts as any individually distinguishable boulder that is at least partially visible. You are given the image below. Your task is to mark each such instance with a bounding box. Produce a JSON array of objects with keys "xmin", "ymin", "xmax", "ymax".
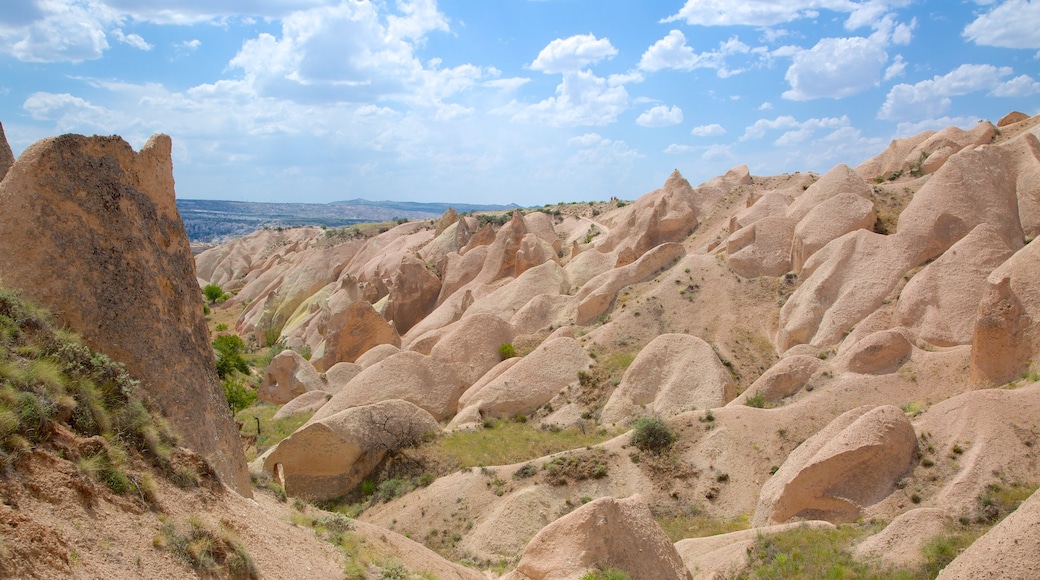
[
  {"xmin": 264, "ymin": 399, "xmax": 439, "ymax": 501},
  {"xmin": 731, "ymin": 355, "xmax": 820, "ymax": 406},
  {"xmin": 0, "ymin": 121, "xmax": 13, "ymax": 182},
  {"xmin": 894, "ymin": 224, "xmax": 1014, "ymax": 346},
  {"xmin": 454, "ymin": 337, "xmax": 591, "ymax": 423},
  {"xmin": 753, "ymin": 405, "xmax": 917, "ymax": 525},
  {"xmin": 502, "ymin": 495, "xmax": 692, "ymax": 580},
  {"xmin": 324, "ymin": 361, "xmax": 362, "ymax": 395},
  {"xmin": 272, "ymin": 390, "xmax": 331, "ymax": 420},
  {"xmin": 258, "ymin": 349, "xmax": 326, "ymax": 405},
  {"xmin": 320, "ymin": 301, "xmax": 401, "ymax": 369},
  {"xmin": 728, "ymin": 191, "xmax": 792, "ymax": 232},
  {"xmin": 437, "ymin": 245, "xmax": 487, "ymax": 305},
  {"xmin": 465, "ymin": 260, "xmax": 569, "ymax": 321},
  {"xmin": 598, "ymin": 170, "xmax": 699, "ymax": 261},
  {"xmin": 429, "ymin": 313, "xmax": 517, "ymax": 385},
  {"xmin": 0, "ymin": 133, "xmax": 249, "ymax": 494},
  {"xmin": 725, "ymin": 216, "xmax": 797, "ymax": 278},
  {"xmin": 902, "ymin": 122, "xmax": 996, "ymax": 177},
  {"xmin": 970, "ymin": 237, "xmax": 1040, "ymax": 385},
  {"xmin": 786, "ymin": 164, "xmax": 871, "ymax": 222},
  {"xmin": 837, "ymin": 329, "xmax": 913, "ymax": 375},
  {"xmin": 509, "ymin": 294, "xmax": 577, "ymax": 336},
  {"xmin": 855, "ymin": 130, "xmax": 936, "ymax": 181},
  {"xmin": 355, "ymin": 343, "xmax": 401, "ymax": 368},
  {"xmin": 998, "ymin": 111, "xmax": 1029, "ymax": 127},
  {"xmin": 576, "ymin": 243, "xmax": 686, "ymax": 325},
  {"xmin": 601, "ymin": 334, "xmax": 737, "ymax": 424},
  {"xmin": 386, "ymin": 253, "xmax": 442, "ymax": 335},
  {"xmin": 790, "ymin": 192, "xmax": 876, "ymax": 273}
]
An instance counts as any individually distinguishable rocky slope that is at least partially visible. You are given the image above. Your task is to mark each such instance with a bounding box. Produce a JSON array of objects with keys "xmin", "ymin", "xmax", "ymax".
[{"xmin": 195, "ymin": 111, "xmax": 1040, "ymax": 578}]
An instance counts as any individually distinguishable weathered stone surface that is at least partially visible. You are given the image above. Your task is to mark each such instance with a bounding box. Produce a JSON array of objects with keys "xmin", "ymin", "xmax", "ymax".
[
  {"xmin": 601, "ymin": 334, "xmax": 736, "ymax": 424},
  {"xmin": 259, "ymin": 349, "xmax": 326, "ymax": 404},
  {"xmin": 895, "ymin": 224, "xmax": 1014, "ymax": 346},
  {"xmin": 476, "ymin": 210, "xmax": 530, "ymax": 283},
  {"xmin": 999, "ymin": 111, "xmax": 1029, "ymax": 127},
  {"xmin": 725, "ymin": 216, "xmax": 797, "ymax": 278},
  {"xmin": 938, "ymin": 488, "xmax": 1040, "ymax": 579},
  {"xmin": 321, "ymin": 300, "xmax": 401, "ymax": 369},
  {"xmin": 854, "ymin": 509, "xmax": 950, "ymax": 570},
  {"xmin": 838, "ymin": 329, "xmax": 913, "ymax": 375},
  {"xmin": 0, "ymin": 121, "xmax": 14, "ymax": 182},
  {"xmin": 855, "ymin": 129, "xmax": 935, "ymax": 181},
  {"xmin": 429, "ymin": 313, "xmax": 516, "ymax": 386},
  {"xmin": 902, "ymin": 122, "xmax": 996, "ymax": 177},
  {"xmin": 732, "ymin": 355, "xmax": 820, "ymax": 406},
  {"xmin": 1005, "ymin": 133, "xmax": 1040, "ymax": 239},
  {"xmin": 790, "ymin": 192, "xmax": 876, "ymax": 273},
  {"xmin": 324, "ymin": 361, "xmax": 362, "ymax": 395},
  {"xmin": 598, "ymin": 170, "xmax": 699, "ymax": 261},
  {"xmin": 576, "ymin": 242, "xmax": 685, "ymax": 325},
  {"xmin": 386, "ymin": 253, "xmax": 442, "ymax": 335},
  {"xmin": 272, "ymin": 390, "xmax": 331, "ymax": 420},
  {"xmin": 676, "ymin": 521, "xmax": 836, "ymax": 579},
  {"xmin": 502, "ymin": 495, "xmax": 692, "ymax": 580},
  {"xmin": 314, "ymin": 350, "xmax": 464, "ymax": 421},
  {"xmin": 786, "ymin": 164, "xmax": 872, "ymax": 222},
  {"xmin": 354, "ymin": 343, "xmax": 401, "ymax": 368},
  {"xmin": 454, "ymin": 337, "xmax": 591, "ymax": 423},
  {"xmin": 0, "ymin": 133, "xmax": 250, "ymax": 494},
  {"xmin": 729, "ymin": 191, "xmax": 792, "ymax": 232},
  {"xmin": 466, "ymin": 260, "xmax": 569, "ymax": 321},
  {"xmin": 753, "ymin": 405, "xmax": 917, "ymax": 525},
  {"xmin": 265, "ymin": 399, "xmax": 439, "ymax": 501}
]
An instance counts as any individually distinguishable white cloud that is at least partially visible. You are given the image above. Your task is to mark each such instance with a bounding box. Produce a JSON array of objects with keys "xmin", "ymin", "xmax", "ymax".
[
  {"xmin": 112, "ymin": 28, "xmax": 152, "ymax": 51},
  {"xmin": 782, "ymin": 35, "xmax": 888, "ymax": 100},
  {"xmin": 992, "ymin": 74, "xmax": 1040, "ymax": 97},
  {"xmin": 636, "ymin": 105, "xmax": 683, "ymax": 127},
  {"xmin": 758, "ymin": 102, "xmax": 774, "ymax": 110},
  {"xmin": 691, "ymin": 123, "xmax": 726, "ymax": 137},
  {"xmin": 893, "ymin": 116, "xmax": 980, "ymax": 137},
  {"xmin": 484, "ymin": 77, "xmax": 530, "ymax": 91},
  {"xmin": 664, "ymin": 143, "xmax": 694, "ymax": 154},
  {"xmin": 505, "ymin": 70, "xmax": 629, "ymax": 127},
  {"xmin": 639, "ymin": 30, "xmax": 752, "ymax": 77},
  {"xmin": 178, "ymin": 39, "xmax": 202, "ymax": 51},
  {"xmin": 964, "ymin": 0, "xmax": 1040, "ymax": 49},
  {"xmin": 2, "ymin": 2, "xmax": 113, "ymax": 62},
  {"xmin": 567, "ymin": 133, "xmax": 641, "ymax": 165},
  {"xmin": 662, "ymin": 0, "xmax": 912, "ymax": 28},
  {"xmin": 530, "ymin": 33, "xmax": 617, "ymax": 74},
  {"xmin": 740, "ymin": 115, "xmax": 849, "ymax": 142},
  {"xmin": 878, "ymin": 63, "xmax": 1018, "ymax": 121},
  {"xmin": 702, "ymin": 143, "xmax": 734, "ymax": 162},
  {"xmin": 884, "ymin": 54, "xmax": 907, "ymax": 80}
]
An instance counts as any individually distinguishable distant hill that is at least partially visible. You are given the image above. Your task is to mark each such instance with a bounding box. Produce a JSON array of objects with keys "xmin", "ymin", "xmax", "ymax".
[{"xmin": 177, "ymin": 198, "xmax": 520, "ymax": 242}]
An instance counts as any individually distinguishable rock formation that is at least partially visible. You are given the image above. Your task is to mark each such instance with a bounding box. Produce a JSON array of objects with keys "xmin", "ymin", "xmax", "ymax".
[
  {"xmin": 258, "ymin": 349, "xmax": 326, "ymax": 404},
  {"xmin": 0, "ymin": 121, "xmax": 14, "ymax": 182},
  {"xmin": 0, "ymin": 133, "xmax": 250, "ymax": 495}
]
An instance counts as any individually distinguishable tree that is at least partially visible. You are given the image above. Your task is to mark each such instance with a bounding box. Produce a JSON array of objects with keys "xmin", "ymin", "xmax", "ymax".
[
  {"xmin": 213, "ymin": 334, "xmax": 249, "ymax": 379},
  {"xmin": 203, "ymin": 283, "xmax": 227, "ymax": 304}
]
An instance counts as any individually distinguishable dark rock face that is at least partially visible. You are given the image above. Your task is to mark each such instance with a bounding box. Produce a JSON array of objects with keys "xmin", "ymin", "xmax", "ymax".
[
  {"xmin": 0, "ymin": 122, "xmax": 14, "ymax": 182},
  {"xmin": 0, "ymin": 133, "xmax": 250, "ymax": 495}
]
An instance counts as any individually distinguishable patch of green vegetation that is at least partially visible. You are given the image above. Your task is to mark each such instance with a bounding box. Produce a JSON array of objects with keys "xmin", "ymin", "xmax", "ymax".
[
  {"xmin": 630, "ymin": 417, "xmax": 675, "ymax": 453},
  {"xmin": 421, "ymin": 419, "xmax": 615, "ymax": 470},
  {"xmin": 202, "ymin": 283, "xmax": 229, "ymax": 304},
  {"xmin": 654, "ymin": 507, "xmax": 749, "ymax": 542},
  {"xmin": 235, "ymin": 404, "xmax": 314, "ymax": 460},
  {"xmin": 154, "ymin": 515, "xmax": 257, "ymax": 579},
  {"xmin": 497, "ymin": 343, "xmax": 517, "ymax": 360},
  {"xmin": 0, "ymin": 288, "xmax": 180, "ymax": 492},
  {"xmin": 742, "ymin": 525, "xmax": 909, "ymax": 580},
  {"xmin": 581, "ymin": 568, "xmax": 628, "ymax": 580},
  {"xmin": 745, "ymin": 391, "xmax": 768, "ymax": 409}
]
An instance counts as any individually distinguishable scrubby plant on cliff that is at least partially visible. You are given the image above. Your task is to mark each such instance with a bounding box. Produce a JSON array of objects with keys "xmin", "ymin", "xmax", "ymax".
[
  {"xmin": 630, "ymin": 417, "xmax": 675, "ymax": 453},
  {"xmin": 0, "ymin": 288, "xmax": 180, "ymax": 493}
]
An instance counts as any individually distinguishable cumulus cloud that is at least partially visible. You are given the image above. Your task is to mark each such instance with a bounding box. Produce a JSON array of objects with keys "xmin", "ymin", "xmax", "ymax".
[
  {"xmin": 505, "ymin": 70, "xmax": 629, "ymax": 127},
  {"xmin": 691, "ymin": 123, "xmax": 726, "ymax": 137},
  {"xmin": 664, "ymin": 143, "xmax": 694, "ymax": 154},
  {"xmin": 566, "ymin": 132, "xmax": 642, "ymax": 165},
  {"xmin": 662, "ymin": 0, "xmax": 912, "ymax": 28},
  {"xmin": 885, "ymin": 54, "xmax": 907, "ymax": 80},
  {"xmin": 877, "ymin": 63, "xmax": 1031, "ymax": 121},
  {"xmin": 639, "ymin": 30, "xmax": 752, "ymax": 77},
  {"xmin": 1, "ymin": 2, "xmax": 112, "ymax": 62},
  {"xmin": 112, "ymin": 29, "xmax": 152, "ymax": 51},
  {"xmin": 636, "ymin": 105, "xmax": 683, "ymax": 127},
  {"xmin": 964, "ymin": 0, "xmax": 1040, "ymax": 49},
  {"xmin": 781, "ymin": 35, "xmax": 888, "ymax": 100},
  {"xmin": 740, "ymin": 115, "xmax": 849, "ymax": 142},
  {"xmin": 530, "ymin": 33, "xmax": 617, "ymax": 74}
]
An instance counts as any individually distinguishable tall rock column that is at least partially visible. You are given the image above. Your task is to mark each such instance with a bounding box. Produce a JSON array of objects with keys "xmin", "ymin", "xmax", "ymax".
[
  {"xmin": 0, "ymin": 122, "xmax": 14, "ymax": 181},
  {"xmin": 0, "ymin": 133, "xmax": 251, "ymax": 495}
]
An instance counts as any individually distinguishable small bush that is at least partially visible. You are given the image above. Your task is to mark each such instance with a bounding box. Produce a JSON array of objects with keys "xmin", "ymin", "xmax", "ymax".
[
  {"xmin": 745, "ymin": 391, "xmax": 768, "ymax": 408},
  {"xmin": 156, "ymin": 516, "xmax": 258, "ymax": 579},
  {"xmin": 630, "ymin": 417, "xmax": 675, "ymax": 453},
  {"xmin": 202, "ymin": 284, "xmax": 228, "ymax": 304},
  {"xmin": 497, "ymin": 343, "xmax": 517, "ymax": 360}
]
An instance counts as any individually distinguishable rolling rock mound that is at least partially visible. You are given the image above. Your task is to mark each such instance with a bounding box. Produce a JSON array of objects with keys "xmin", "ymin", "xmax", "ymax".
[
  {"xmin": 184, "ymin": 111, "xmax": 1040, "ymax": 577},
  {"xmin": 0, "ymin": 132, "xmax": 249, "ymax": 494}
]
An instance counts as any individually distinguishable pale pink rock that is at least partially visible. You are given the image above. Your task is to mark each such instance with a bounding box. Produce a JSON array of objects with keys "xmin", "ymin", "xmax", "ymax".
[
  {"xmin": 386, "ymin": 253, "xmax": 442, "ymax": 334},
  {"xmin": 790, "ymin": 192, "xmax": 877, "ymax": 273},
  {"xmin": 998, "ymin": 111, "xmax": 1029, "ymax": 127},
  {"xmin": 320, "ymin": 301, "xmax": 401, "ymax": 369},
  {"xmin": 902, "ymin": 122, "xmax": 996, "ymax": 177},
  {"xmin": 273, "ymin": 390, "xmax": 331, "ymax": 419},
  {"xmin": 354, "ymin": 343, "xmax": 401, "ymax": 368},
  {"xmin": 753, "ymin": 405, "xmax": 917, "ymax": 525},
  {"xmin": 259, "ymin": 349, "xmax": 326, "ymax": 405},
  {"xmin": 429, "ymin": 313, "xmax": 517, "ymax": 385},
  {"xmin": 837, "ymin": 328, "xmax": 912, "ymax": 375},
  {"xmin": 0, "ymin": 121, "xmax": 14, "ymax": 182},
  {"xmin": 786, "ymin": 164, "xmax": 872, "ymax": 222},
  {"xmin": 728, "ymin": 191, "xmax": 792, "ymax": 232},
  {"xmin": 938, "ymin": 487, "xmax": 1040, "ymax": 579},
  {"xmin": 856, "ymin": 130, "xmax": 936, "ymax": 181},
  {"xmin": 601, "ymin": 334, "xmax": 737, "ymax": 424},
  {"xmin": 1003, "ymin": 132, "xmax": 1040, "ymax": 239},
  {"xmin": 324, "ymin": 361, "xmax": 362, "ymax": 395},
  {"xmin": 895, "ymin": 224, "xmax": 1014, "ymax": 346},
  {"xmin": 503, "ymin": 495, "xmax": 692, "ymax": 580},
  {"xmin": 265, "ymin": 399, "xmax": 439, "ymax": 501},
  {"xmin": 854, "ymin": 509, "xmax": 950, "ymax": 569},
  {"xmin": 509, "ymin": 294, "xmax": 577, "ymax": 336},
  {"xmin": 576, "ymin": 242, "xmax": 686, "ymax": 325},
  {"xmin": 730, "ymin": 355, "xmax": 820, "ymax": 406},
  {"xmin": 725, "ymin": 216, "xmax": 797, "ymax": 278},
  {"xmin": 437, "ymin": 245, "xmax": 487, "ymax": 305},
  {"xmin": 598, "ymin": 170, "xmax": 699, "ymax": 261},
  {"xmin": 465, "ymin": 260, "xmax": 569, "ymax": 321}
]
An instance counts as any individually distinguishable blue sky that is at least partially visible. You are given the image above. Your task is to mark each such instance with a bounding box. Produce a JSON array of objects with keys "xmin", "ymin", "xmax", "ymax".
[{"xmin": 1, "ymin": 1, "xmax": 1039, "ymax": 206}]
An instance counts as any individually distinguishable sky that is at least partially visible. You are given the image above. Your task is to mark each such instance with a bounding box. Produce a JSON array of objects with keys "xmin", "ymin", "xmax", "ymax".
[{"xmin": 1, "ymin": 1, "xmax": 1039, "ymax": 206}]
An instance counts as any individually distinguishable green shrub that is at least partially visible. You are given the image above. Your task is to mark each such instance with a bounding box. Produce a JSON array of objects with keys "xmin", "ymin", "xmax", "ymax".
[
  {"xmin": 630, "ymin": 417, "xmax": 675, "ymax": 453},
  {"xmin": 156, "ymin": 516, "xmax": 258, "ymax": 579},
  {"xmin": 213, "ymin": 334, "xmax": 249, "ymax": 379},
  {"xmin": 222, "ymin": 378, "xmax": 257, "ymax": 414},
  {"xmin": 498, "ymin": 343, "xmax": 517, "ymax": 360},
  {"xmin": 745, "ymin": 391, "xmax": 767, "ymax": 408},
  {"xmin": 202, "ymin": 283, "xmax": 228, "ymax": 304}
]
